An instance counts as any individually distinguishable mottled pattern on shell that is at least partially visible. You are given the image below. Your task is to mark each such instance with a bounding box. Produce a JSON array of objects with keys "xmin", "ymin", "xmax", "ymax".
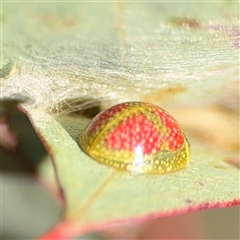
[{"xmin": 78, "ymin": 102, "xmax": 190, "ymax": 174}]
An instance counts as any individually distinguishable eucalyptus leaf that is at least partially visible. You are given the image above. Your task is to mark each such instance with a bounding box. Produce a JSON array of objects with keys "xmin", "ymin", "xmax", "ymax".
[
  {"xmin": 24, "ymin": 107, "xmax": 239, "ymax": 238},
  {"xmin": 1, "ymin": 1, "xmax": 239, "ymax": 238},
  {"xmin": 1, "ymin": 2, "xmax": 238, "ymax": 113}
]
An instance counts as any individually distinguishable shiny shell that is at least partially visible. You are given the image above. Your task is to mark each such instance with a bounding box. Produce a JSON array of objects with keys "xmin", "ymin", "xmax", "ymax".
[{"xmin": 78, "ymin": 102, "xmax": 190, "ymax": 174}]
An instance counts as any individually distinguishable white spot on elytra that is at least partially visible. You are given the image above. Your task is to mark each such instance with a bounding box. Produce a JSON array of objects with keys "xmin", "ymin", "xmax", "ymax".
[{"xmin": 133, "ymin": 144, "xmax": 144, "ymax": 166}]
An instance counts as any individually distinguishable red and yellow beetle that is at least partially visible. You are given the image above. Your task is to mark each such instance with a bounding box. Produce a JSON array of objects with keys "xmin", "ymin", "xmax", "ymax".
[{"xmin": 78, "ymin": 102, "xmax": 190, "ymax": 174}]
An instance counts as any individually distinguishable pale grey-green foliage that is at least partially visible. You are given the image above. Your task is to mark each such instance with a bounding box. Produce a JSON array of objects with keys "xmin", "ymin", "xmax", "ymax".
[{"xmin": 1, "ymin": 2, "xmax": 238, "ymax": 114}]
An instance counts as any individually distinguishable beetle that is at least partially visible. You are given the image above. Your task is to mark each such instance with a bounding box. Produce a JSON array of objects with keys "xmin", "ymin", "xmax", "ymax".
[{"xmin": 78, "ymin": 102, "xmax": 190, "ymax": 174}]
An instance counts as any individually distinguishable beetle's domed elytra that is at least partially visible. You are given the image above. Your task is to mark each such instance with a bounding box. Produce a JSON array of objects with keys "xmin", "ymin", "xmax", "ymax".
[{"xmin": 78, "ymin": 102, "xmax": 190, "ymax": 174}]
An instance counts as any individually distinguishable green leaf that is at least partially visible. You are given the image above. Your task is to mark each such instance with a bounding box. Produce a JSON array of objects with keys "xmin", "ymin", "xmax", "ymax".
[
  {"xmin": 1, "ymin": 172, "xmax": 61, "ymax": 239},
  {"xmin": 1, "ymin": 2, "xmax": 239, "ymax": 113},
  {"xmin": 23, "ymin": 106, "xmax": 239, "ymax": 238},
  {"xmin": 1, "ymin": 1, "xmax": 239, "ymax": 238}
]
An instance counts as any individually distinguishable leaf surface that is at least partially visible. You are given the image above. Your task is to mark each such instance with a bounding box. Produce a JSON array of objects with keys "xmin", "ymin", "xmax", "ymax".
[
  {"xmin": 1, "ymin": 2, "xmax": 239, "ymax": 113},
  {"xmin": 23, "ymin": 106, "xmax": 239, "ymax": 238},
  {"xmin": 1, "ymin": 1, "xmax": 239, "ymax": 238}
]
